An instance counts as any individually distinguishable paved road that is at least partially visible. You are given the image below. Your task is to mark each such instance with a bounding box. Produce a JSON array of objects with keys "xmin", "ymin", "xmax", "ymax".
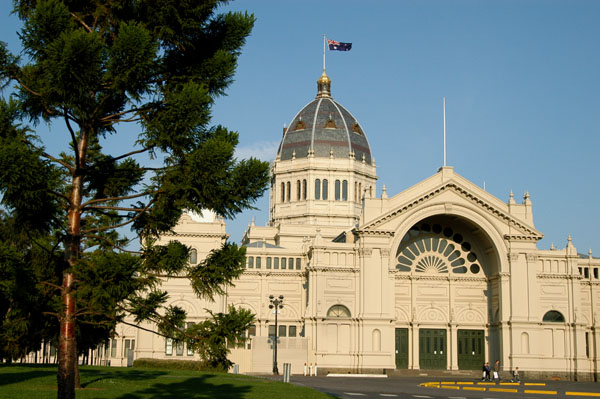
[{"xmin": 277, "ymin": 375, "xmax": 600, "ymax": 399}]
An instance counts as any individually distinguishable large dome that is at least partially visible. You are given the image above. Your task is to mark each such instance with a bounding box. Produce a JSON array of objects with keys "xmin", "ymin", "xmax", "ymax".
[{"xmin": 277, "ymin": 72, "xmax": 372, "ymax": 164}]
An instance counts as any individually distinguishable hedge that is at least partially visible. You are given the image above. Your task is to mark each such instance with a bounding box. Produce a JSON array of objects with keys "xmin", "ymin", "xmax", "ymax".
[{"xmin": 133, "ymin": 358, "xmax": 227, "ymax": 372}]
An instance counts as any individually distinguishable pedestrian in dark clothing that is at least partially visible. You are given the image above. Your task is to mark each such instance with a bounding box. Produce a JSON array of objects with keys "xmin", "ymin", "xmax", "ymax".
[{"xmin": 493, "ymin": 360, "xmax": 501, "ymax": 381}]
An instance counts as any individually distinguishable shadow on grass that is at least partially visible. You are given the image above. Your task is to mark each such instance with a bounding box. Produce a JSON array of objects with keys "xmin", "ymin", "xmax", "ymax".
[
  {"xmin": 0, "ymin": 364, "xmax": 56, "ymax": 386},
  {"xmin": 79, "ymin": 367, "xmax": 168, "ymax": 388},
  {"xmin": 114, "ymin": 374, "xmax": 252, "ymax": 399}
]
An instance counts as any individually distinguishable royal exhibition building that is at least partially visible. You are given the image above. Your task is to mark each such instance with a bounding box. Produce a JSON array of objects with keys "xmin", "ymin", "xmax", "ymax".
[{"xmin": 35, "ymin": 71, "xmax": 599, "ymax": 380}]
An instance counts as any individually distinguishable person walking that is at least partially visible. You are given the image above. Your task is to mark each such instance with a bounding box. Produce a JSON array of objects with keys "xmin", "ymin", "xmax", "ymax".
[
  {"xmin": 511, "ymin": 367, "xmax": 520, "ymax": 382},
  {"xmin": 481, "ymin": 363, "xmax": 487, "ymax": 381},
  {"xmin": 493, "ymin": 360, "xmax": 501, "ymax": 381},
  {"xmin": 484, "ymin": 362, "xmax": 491, "ymax": 381}
]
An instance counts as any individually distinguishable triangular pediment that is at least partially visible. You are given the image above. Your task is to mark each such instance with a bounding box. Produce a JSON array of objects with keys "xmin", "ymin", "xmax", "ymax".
[{"xmin": 359, "ymin": 168, "xmax": 543, "ymax": 241}]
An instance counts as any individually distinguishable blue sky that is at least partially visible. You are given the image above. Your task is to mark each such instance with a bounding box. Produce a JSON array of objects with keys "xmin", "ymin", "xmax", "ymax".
[{"xmin": 1, "ymin": 1, "xmax": 599, "ymax": 254}]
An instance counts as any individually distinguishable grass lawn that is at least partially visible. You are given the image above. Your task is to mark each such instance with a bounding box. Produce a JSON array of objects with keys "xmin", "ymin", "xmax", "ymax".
[{"xmin": 0, "ymin": 364, "xmax": 335, "ymax": 398}]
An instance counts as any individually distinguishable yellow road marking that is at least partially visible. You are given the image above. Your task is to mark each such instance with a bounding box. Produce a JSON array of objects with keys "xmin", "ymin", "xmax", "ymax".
[
  {"xmin": 566, "ymin": 393, "xmax": 600, "ymax": 397},
  {"xmin": 441, "ymin": 385, "xmax": 460, "ymax": 390},
  {"xmin": 456, "ymin": 382, "xmax": 474, "ymax": 385},
  {"xmin": 489, "ymin": 388, "xmax": 518, "ymax": 393},
  {"xmin": 477, "ymin": 382, "xmax": 496, "ymax": 385},
  {"xmin": 524, "ymin": 389, "xmax": 557, "ymax": 395},
  {"xmin": 525, "ymin": 383, "xmax": 547, "ymax": 386},
  {"xmin": 441, "ymin": 381, "xmax": 456, "ymax": 384},
  {"xmin": 499, "ymin": 382, "xmax": 520, "ymax": 385},
  {"xmin": 463, "ymin": 387, "xmax": 486, "ymax": 391}
]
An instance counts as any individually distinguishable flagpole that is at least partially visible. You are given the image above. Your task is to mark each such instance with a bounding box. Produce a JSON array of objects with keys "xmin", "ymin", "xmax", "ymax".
[
  {"xmin": 443, "ymin": 97, "xmax": 447, "ymax": 167},
  {"xmin": 323, "ymin": 34, "xmax": 327, "ymax": 72}
]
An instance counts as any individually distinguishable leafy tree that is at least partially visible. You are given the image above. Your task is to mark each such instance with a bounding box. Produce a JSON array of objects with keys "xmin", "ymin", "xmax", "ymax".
[
  {"xmin": 0, "ymin": 1, "xmax": 269, "ymax": 398},
  {"xmin": 187, "ymin": 306, "xmax": 255, "ymax": 370},
  {"xmin": 0, "ymin": 209, "xmax": 60, "ymax": 363}
]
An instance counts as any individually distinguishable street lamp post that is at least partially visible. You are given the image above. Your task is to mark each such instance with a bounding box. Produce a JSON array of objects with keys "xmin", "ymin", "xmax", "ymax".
[{"xmin": 269, "ymin": 295, "xmax": 284, "ymax": 375}]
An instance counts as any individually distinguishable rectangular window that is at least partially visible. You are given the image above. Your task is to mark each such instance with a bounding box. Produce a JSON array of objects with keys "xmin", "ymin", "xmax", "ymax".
[
  {"xmin": 165, "ymin": 338, "xmax": 173, "ymax": 356},
  {"xmin": 289, "ymin": 258, "xmax": 294, "ymax": 269},
  {"xmin": 256, "ymin": 256, "xmax": 261, "ymax": 269},
  {"xmin": 279, "ymin": 324, "xmax": 287, "ymax": 337},
  {"xmin": 335, "ymin": 179, "xmax": 340, "ymax": 200},
  {"xmin": 584, "ymin": 268, "xmax": 589, "ymax": 278},
  {"xmin": 296, "ymin": 258, "xmax": 301, "ymax": 270},
  {"xmin": 594, "ymin": 268, "xmax": 599, "ymax": 279},
  {"xmin": 124, "ymin": 339, "xmax": 135, "ymax": 357},
  {"xmin": 248, "ymin": 324, "xmax": 257, "ymax": 337},
  {"xmin": 111, "ymin": 339, "xmax": 117, "ymax": 357},
  {"xmin": 248, "ymin": 256, "xmax": 254, "ymax": 268},
  {"xmin": 187, "ymin": 322, "xmax": 195, "ymax": 355},
  {"xmin": 315, "ymin": 179, "xmax": 321, "ymax": 200},
  {"xmin": 274, "ymin": 257, "xmax": 279, "ymax": 269},
  {"xmin": 268, "ymin": 325, "xmax": 276, "ymax": 338},
  {"xmin": 342, "ymin": 180, "xmax": 348, "ymax": 201},
  {"xmin": 246, "ymin": 324, "xmax": 257, "ymax": 350},
  {"xmin": 281, "ymin": 257, "xmax": 286, "ymax": 269},
  {"xmin": 289, "ymin": 326, "xmax": 297, "ymax": 337},
  {"xmin": 176, "ymin": 341, "xmax": 184, "ymax": 356},
  {"xmin": 303, "ymin": 179, "xmax": 307, "ymax": 199},
  {"xmin": 322, "ymin": 179, "xmax": 328, "ymax": 200},
  {"xmin": 586, "ymin": 332, "xmax": 590, "ymax": 358},
  {"xmin": 267, "ymin": 257, "xmax": 272, "ymax": 269},
  {"xmin": 297, "ymin": 180, "xmax": 301, "ymax": 200},
  {"xmin": 281, "ymin": 182, "xmax": 285, "ymax": 202}
]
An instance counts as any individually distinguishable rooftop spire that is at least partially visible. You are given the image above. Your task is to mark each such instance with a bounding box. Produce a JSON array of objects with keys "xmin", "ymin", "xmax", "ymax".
[{"xmin": 317, "ymin": 70, "xmax": 331, "ymax": 98}]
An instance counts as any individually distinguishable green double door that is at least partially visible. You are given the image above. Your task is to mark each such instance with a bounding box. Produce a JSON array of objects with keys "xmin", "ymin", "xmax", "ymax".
[
  {"xmin": 419, "ymin": 329, "xmax": 447, "ymax": 369},
  {"xmin": 457, "ymin": 329, "xmax": 484, "ymax": 370},
  {"xmin": 395, "ymin": 328, "xmax": 408, "ymax": 368}
]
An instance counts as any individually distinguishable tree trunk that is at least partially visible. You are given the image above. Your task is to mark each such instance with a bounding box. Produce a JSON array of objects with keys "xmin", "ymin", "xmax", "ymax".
[
  {"xmin": 57, "ymin": 126, "xmax": 89, "ymax": 399},
  {"xmin": 57, "ymin": 271, "xmax": 76, "ymax": 399}
]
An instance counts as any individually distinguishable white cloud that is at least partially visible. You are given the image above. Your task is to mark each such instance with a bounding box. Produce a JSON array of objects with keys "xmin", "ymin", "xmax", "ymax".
[{"xmin": 235, "ymin": 140, "xmax": 279, "ymax": 162}]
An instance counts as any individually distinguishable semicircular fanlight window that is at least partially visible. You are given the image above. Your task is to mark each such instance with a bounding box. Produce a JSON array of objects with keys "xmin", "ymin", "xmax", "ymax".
[{"xmin": 395, "ymin": 223, "xmax": 482, "ymax": 275}]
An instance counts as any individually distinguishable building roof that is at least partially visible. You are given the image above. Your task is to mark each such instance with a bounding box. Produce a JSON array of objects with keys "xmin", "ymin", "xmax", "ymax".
[{"xmin": 277, "ymin": 71, "xmax": 372, "ymax": 164}]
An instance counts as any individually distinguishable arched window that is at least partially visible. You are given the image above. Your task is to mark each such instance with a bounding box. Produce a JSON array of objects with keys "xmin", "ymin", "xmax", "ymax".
[
  {"xmin": 315, "ymin": 179, "xmax": 321, "ymax": 200},
  {"xmin": 521, "ymin": 332, "xmax": 530, "ymax": 354},
  {"xmin": 280, "ymin": 182, "xmax": 285, "ymax": 202},
  {"xmin": 335, "ymin": 180, "xmax": 341, "ymax": 200},
  {"xmin": 302, "ymin": 179, "xmax": 307, "ymax": 199},
  {"xmin": 189, "ymin": 248, "xmax": 197, "ymax": 264},
  {"xmin": 286, "ymin": 181, "xmax": 291, "ymax": 202},
  {"xmin": 342, "ymin": 180, "xmax": 348, "ymax": 201},
  {"xmin": 296, "ymin": 180, "xmax": 301, "ymax": 201},
  {"xmin": 372, "ymin": 329, "xmax": 381, "ymax": 352},
  {"xmin": 354, "ymin": 182, "xmax": 358, "ymax": 201},
  {"xmin": 358, "ymin": 183, "xmax": 362, "ymax": 200},
  {"xmin": 322, "ymin": 179, "xmax": 328, "ymax": 200},
  {"xmin": 327, "ymin": 304, "xmax": 351, "ymax": 318},
  {"xmin": 543, "ymin": 310, "xmax": 565, "ymax": 322}
]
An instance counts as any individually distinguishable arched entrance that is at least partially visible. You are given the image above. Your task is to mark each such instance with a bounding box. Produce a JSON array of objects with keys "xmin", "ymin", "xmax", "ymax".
[{"xmin": 393, "ymin": 215, "xmax": 501, "ymax": 370}]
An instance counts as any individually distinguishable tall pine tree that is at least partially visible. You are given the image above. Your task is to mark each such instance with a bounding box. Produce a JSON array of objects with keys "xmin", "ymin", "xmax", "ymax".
[{"xmin": 0, "ymin": 2, "xmax": 269, "ymax": 398}]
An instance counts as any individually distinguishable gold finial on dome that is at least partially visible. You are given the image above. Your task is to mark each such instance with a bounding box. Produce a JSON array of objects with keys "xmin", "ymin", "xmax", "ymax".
[{"xmin": 317, "ymin": 70, "xmax": 331, "ymax": 98}]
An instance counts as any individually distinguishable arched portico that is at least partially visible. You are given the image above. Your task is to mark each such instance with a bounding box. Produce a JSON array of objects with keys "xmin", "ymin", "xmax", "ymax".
[{"xmin": 391, "ymin": 206, "xmax": 508, "ymax": 371}]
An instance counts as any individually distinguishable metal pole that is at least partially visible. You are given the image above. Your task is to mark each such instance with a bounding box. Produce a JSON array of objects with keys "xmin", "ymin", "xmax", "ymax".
[
  {"xmin": 273, "ymin": 304, "xmax": 279, "ymax": 375},
  {"xmin": 443, "ymin": 97, "xmax": 447, "ymax": 167}
]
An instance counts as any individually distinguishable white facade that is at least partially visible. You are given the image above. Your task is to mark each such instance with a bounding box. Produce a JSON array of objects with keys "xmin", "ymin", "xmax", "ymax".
[{"xmin": 106, "ymin": 72, "xmax": 600, "ymax": 380}]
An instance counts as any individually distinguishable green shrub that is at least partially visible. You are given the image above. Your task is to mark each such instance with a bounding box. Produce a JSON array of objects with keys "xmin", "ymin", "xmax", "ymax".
[{"xmin": 133, "ymin": 358, "xmax": 227, "ymax": 372}]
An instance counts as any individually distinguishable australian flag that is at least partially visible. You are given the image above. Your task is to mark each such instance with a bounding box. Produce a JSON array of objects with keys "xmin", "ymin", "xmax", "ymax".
[{"xmin": 327, "ymin": 39, "xmax": 352, "ymax": 51}]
